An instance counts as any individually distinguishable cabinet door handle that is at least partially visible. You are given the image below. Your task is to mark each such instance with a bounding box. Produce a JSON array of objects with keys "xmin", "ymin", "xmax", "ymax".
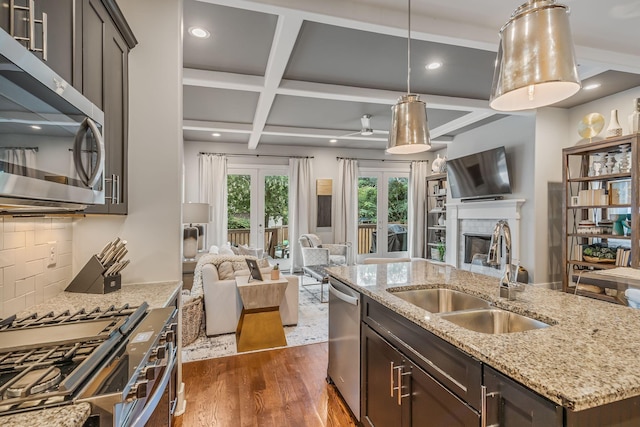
[
  {"xmin": 40, "ymin": 12, "xmax": 47, "ymax": 60},
  {"xmin": 390, "ymin": 361, "xmax": 395, "ymax": 398},
  {"xmin": 115, "ymin": 174, "xmax": 120, "ymax": 204},
  {"xmin": 28, "ymin": 0, "xmax": 35, "ymax": 51},
  {"xmin": 397, "ymin": 365, "xmax": 411, "ymax": 405},
  {"xmin": 481, "ymin": 385, "xmax": 501, "ymax": 427}
]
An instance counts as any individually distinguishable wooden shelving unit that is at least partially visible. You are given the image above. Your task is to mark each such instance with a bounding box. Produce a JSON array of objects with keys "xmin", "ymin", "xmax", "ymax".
[
  {"xmin": 562, "ymin": 134, "xmax": 640, "ymax": 303},
  {"xmin": 425, "ymin": 173, "xmax": 447, "ymax": 261}
]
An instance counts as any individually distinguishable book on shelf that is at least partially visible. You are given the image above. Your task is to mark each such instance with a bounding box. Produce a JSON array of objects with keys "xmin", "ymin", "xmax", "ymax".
[
  {"xmin": 572, "ymin": 244, "xmax": 583, "ymax": 261},
  {"xmin": 616, "ymin": 247, "xmax": 631, "ymax": 266}
]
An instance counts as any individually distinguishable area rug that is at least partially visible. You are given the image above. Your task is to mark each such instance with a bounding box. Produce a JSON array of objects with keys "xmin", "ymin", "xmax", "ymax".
[{"xmin": 182, "ymin": 277, "xmax": 328, "ymax": 362}]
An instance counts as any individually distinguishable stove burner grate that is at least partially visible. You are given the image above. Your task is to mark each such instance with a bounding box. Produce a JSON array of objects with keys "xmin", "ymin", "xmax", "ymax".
[
  {"xmin": 5, "ymin": 367, "xmax": 62, "ymax": 398},
  {"xmin": 0, "ymin": 304, "xmax": 139, "ymax": 331}
]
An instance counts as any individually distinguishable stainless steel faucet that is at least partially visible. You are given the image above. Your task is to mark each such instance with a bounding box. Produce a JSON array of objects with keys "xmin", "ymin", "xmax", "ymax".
[{"xmin": 487, "ymin": 219, "xmax": 518, "ymax": 299}]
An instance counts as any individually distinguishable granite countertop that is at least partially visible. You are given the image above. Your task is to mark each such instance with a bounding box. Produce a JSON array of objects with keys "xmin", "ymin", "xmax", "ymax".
[
  {"xmin": 327, "ymin": 260, "xmax": 640, "ymax": 411},
  {"xmin": 2, "ymin": 281, "xmax": 181, "ymax": 427},
  {"xmin": 1, "ymin": 403, "xmax": 91, "ymax": 427},
  {"xmin": 16, "ymin": 280, "xmax": 182, "ymax": 317}
]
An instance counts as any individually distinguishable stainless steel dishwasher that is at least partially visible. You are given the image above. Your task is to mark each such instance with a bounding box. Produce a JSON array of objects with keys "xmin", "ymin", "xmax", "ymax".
[{"xmin": 327, "ymin": 278, "xmax": 361, "ymax": 421}]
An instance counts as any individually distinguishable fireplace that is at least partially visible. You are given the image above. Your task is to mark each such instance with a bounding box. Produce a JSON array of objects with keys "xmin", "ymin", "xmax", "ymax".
[{"xmin": 463, "ymin": 234, "xmax": 492, "ymax": 264}]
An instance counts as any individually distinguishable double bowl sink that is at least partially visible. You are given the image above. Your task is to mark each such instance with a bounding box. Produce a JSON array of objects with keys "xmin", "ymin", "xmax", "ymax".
[{"xmin": 390, "ymin": 288, "xmax": 550, "ymax": 334}]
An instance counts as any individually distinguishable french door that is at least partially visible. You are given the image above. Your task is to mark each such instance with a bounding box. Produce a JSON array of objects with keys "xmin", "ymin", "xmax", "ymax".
[
  {"xmin": 357, "ymin": 170, "xmax": 409, "ymax": 263},
  {"xmin": 226, "ymin": 167, "xmax": 289, "ymax": 258}
]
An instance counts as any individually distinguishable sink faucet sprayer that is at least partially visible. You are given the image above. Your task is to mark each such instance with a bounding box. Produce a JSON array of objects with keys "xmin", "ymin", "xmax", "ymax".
[{"xmin": 487, "ymin": 220, "xmax": 520, "ymax": 300}]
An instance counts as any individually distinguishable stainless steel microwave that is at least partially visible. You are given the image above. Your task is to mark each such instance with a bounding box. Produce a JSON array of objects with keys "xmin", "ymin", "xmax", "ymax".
[{"xmin": 0, "ymin": 28, "xmax": 104, "ymax": 212}]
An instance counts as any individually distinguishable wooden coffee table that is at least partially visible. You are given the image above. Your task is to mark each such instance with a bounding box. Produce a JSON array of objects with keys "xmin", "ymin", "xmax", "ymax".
[{"xmin": 235, "ymin": 275, "xmax": 288, "ymax": 352}]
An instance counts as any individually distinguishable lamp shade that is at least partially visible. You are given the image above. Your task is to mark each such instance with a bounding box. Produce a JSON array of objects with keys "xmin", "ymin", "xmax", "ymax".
[
  {"xmin": 490, "ymin": 0, "xmax": 580, "ymax": 111},
  {"xmin": 183, "ymin": 202, "xmax": 210, "ymax": 224},
  {"xmin": 386, "ymin": 94, "xmax": 431, "ymax": 154}
]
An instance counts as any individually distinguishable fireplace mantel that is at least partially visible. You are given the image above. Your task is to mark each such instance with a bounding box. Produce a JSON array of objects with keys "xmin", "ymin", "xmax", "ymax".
[{"xmin": 447, "ymin": 199, "xmax": 526, "ymax": 268}]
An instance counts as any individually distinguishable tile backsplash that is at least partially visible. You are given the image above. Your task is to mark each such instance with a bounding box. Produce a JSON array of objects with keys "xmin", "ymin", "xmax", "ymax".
[{"xmin": 0, "ymin": 217, "xmax": 73, "ymax": 318}]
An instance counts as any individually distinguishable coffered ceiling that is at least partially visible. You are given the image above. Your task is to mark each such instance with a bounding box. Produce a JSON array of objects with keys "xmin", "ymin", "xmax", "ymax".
[{"xmin": 182, "ymin": 0, "xmax": 640, "ymax": 151}]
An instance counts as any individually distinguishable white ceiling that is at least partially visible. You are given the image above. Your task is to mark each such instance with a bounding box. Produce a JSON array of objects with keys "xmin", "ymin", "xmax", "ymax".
[{"xmin": 182, "ymin": 0, "xmax": 640, "ymax": 151}]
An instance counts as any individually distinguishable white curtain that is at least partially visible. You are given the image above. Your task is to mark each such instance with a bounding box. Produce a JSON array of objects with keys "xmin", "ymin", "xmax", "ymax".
[
  {"xmin": 199, "ymin": 154, "xmax": 228, "ymax": 248},
  {"xmin": 2, "ymin": 148, "xmax": 37, "ymax": 177},
  {"xmin": 335, "ymin": 158, "xmax": 358, "ymax": 265},
  {"xmin": 408, "ymin": 161, "xmax": 430, "ymax": 258},
  {"xmin": 289, "ymin": 158, "xmax": 312, "ymax": 272}
]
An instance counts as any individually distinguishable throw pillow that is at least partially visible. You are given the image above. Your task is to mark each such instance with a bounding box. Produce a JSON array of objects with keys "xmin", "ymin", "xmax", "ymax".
[
  {"xmin": 217, "ymin": 261, "xmax": 234, "ymax": 280},
  {"xmin": 209, "ymin": 245, "xmax": 219, "ymax": 254},
  {"xmin": 219, "ymin": 245, "xmax": 234, "ymax": 256},
  {"xmin": 307, "ymin": 234, "xmax": 322, "ymax": 247},
  {"xmin": 231, "ymin": 260, "xmax": 249, "ymax": 271}
]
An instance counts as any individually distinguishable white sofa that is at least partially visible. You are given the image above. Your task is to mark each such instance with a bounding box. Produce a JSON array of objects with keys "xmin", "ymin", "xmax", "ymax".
[{"xmin": 194, "ymin": 254, "xmax": 299, "ymax": 336}]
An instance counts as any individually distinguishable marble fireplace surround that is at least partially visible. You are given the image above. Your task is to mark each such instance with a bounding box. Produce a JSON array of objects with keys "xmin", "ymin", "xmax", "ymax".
[{"xmin": 447, "ymin": 199, "xmax": 526, "ymax": 274}]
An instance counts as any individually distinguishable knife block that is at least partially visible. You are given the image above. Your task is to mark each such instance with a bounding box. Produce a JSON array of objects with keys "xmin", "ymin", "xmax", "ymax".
[{"xmin": 65, "ymin": 255, "xmax": 122, "ymax": 294}]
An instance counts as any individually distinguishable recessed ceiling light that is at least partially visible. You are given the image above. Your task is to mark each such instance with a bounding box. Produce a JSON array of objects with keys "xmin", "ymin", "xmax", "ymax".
[
  {"xmin": 188, "ymin": 27, "xmax": 210, "ymax": 39},
  {"xmin": 212, "ymin": 132, "xmax": 221, "ymax": 137},
  {"xmin": 584, "ymin": 83, "xmax": 601, "ymax": 91},
  {"xmin": 425, "ymin": 62, "xmax": 442, "ymax": 70},
  {"xmin": 329, "ymin": 139, "xmax": 338, "ymax": 143},
  {"xmin": 30, "ymin": 125, "xmax": 41, "ymax": 130}
]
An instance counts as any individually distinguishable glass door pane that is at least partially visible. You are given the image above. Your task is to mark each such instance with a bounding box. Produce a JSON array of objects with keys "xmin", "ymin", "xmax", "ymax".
[
  {"xmin": 227, "ymin": 173, "xmax": 253, "ymax": 247},
  {"xmin": 261, "ymin": 173, "xmax": 289, "ymax": 261},
  {"xmin": 358, "ymin": 176, "xmax": 379, "ymax": 256},
  {"xmin": 387, "ymin": 176, "xmax": 408, "ymax": 253}
]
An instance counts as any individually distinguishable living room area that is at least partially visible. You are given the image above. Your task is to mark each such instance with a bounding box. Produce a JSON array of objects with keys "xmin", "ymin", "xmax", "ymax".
[{"xmin": 179, "ymin": 139, "xmax": 431, "ymax": 361}]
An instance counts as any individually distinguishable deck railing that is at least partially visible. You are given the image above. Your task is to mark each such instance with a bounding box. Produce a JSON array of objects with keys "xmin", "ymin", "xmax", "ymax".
[
  {"xmin": 228, "ymin": 223, "xmax": 405, "ymax": 257},
  {"xmin": 357, "ymin": 224, "xmax": 376, "ymax": 254},
  {"xmin": 227, "ymin": 226, "xmax": 289, "ymax": 258}
]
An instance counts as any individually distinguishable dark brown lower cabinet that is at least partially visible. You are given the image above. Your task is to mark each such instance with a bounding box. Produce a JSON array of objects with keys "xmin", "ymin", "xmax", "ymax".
[
  {"xmin": 362, "ymin": 324, "xmax": 479, "ymax": 427},
  {"xmin": 484, "ymin": 366, "xmax": 562, "ymax": 427}
]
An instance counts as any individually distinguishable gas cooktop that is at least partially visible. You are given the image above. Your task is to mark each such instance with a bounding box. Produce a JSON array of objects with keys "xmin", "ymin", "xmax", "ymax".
[{"xmin": 0, "ymin": 304, "xmax": 147, "ymax": 416}]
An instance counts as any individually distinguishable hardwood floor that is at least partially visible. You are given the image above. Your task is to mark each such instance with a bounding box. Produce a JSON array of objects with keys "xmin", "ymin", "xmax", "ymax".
[{"xmin": 175, "ymin": 342, "xmax": 358, "ymax": 427}]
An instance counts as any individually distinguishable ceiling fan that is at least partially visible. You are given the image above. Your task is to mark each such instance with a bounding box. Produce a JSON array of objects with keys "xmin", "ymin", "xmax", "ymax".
[{"xmin": 336, "ymin": 114, "xmax": 388, "ymax": 138}]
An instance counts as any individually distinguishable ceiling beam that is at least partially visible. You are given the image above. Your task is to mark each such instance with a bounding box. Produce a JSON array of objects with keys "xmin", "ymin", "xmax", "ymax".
[
  {"xmin": 278, "ymin": 79, "xmax": 494, "ymax": 112},
  {"xmin": 262, "ymin": 124, "xmax": 388, "ymax": 141},
  {"xmin": 248, "ymin": 14, "xmax": 303, "ymax": 149},
  {"xmin": 182, "ymin": 69, "xmax": 264, "ymax": 91},
  {"xmin": 183, "ymin": 119, "xmax": 253, "ymax": 133},
  {"xmin": 429, "ymin": 111, "xmax": 498, "ymax": 139}
]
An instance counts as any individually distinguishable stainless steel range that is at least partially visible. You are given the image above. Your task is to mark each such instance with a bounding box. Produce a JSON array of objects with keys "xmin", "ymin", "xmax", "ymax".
[{"xmin": 0, "ymin": 303, "xmax": 178, "ymax": 426}]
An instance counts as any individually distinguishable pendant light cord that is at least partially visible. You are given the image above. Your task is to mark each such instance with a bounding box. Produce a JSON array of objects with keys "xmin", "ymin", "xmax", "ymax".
[{"xmin": 407, "ymin": 0, "xmax": 411, "ymax": 95}]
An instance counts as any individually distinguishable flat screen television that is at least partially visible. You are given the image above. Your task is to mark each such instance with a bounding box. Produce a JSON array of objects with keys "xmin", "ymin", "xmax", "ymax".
[{"xmin": 447, "ymin": 146, "xmax": 512, "ymax": 200}]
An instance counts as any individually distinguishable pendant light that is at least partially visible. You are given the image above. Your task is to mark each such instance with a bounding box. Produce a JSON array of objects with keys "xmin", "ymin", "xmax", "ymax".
[
  {"xmin": 490, "ymin": 0, "xmax": 580, "ymax": 111},
  {"xmin": 386, "ymin": 0, "xmax": 431, "ymax": 154}
]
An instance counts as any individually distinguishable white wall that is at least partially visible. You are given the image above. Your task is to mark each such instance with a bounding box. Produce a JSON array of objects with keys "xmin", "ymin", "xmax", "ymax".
[
  {"xmin": 444, "ymin": 115, "xmax": 537, "ymax": 280},
  {"xmin": 568, "ymin": 87, "xmax": 640, "ymax": 145},
  {"xmin": 534, "ymin": 107, "xmax": 570, "ymax": 287},
  {"xmin": 72, "ymin": 0, "xmax": 183, "ymax": 284},
  {"xmin": 183, "ymin": 141, "xmax": 434, "ymax": 244}
]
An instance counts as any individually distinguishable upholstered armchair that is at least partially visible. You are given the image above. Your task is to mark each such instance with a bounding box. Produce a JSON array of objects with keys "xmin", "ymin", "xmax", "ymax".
[{"xmin": 299, "ymin": 233, "xmax": 349, "ymax": 266}]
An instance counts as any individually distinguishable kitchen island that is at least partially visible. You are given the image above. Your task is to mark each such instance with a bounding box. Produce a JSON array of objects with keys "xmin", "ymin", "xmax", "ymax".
[
  {"xmin": 327, "ymin": 260, "xmax": 640, "ymax": 425},
  {"xmin": 1, "ymin": 281, "xmax": 182, "ymax": 427}
]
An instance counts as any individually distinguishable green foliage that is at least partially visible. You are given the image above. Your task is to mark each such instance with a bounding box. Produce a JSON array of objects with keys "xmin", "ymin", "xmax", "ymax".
[
  {"xmin": 226, "ymin": 174, "xmax": 289, "ymax": 229},
  {"xmin": 227, "ymin": 174, "xmax": 250, "ymax": 221},
  {"xmin": 357, "ymin": 177, "xmax": 408, "ymax": 224},
  {"xmin": 264, "ymin": 175, "xmax": 288, "ymax": 226},
  {"xmin": 228, "ymin": 216, "xmax": 250, "ymax": 229},
  {"xmin": 387, "ymin": 177, "xmax": 408, "ymax": 223}
]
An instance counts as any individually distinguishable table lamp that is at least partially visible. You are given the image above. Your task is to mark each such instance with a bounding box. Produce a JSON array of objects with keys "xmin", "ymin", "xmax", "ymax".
[{"xmin": 183, "ymin": 202, "xmax": 210, "ymax": 260}]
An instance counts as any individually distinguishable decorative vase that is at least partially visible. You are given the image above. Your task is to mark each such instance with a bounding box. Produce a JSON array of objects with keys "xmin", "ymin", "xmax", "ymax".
[
  {"xmin": 629, "ymin": 98, "xmax": 640, "ymax": 134},
  {"xmin": 437, "ymin": 214, "xmax": 445, "ymax": 226},
  {"xmin": 438, "ymin": 156, "xmax": 447, "ymax": 173},
  {"xmin": 619, "ymin": 145, "xmax": 631, "ymax": 173},
  {"xmin": 432, "ymin": 154, "xmax": 444, "ymax": 173},
  {"xmin": 606, "ymin": 109, "xmax": 622, "ymax": 138}
]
